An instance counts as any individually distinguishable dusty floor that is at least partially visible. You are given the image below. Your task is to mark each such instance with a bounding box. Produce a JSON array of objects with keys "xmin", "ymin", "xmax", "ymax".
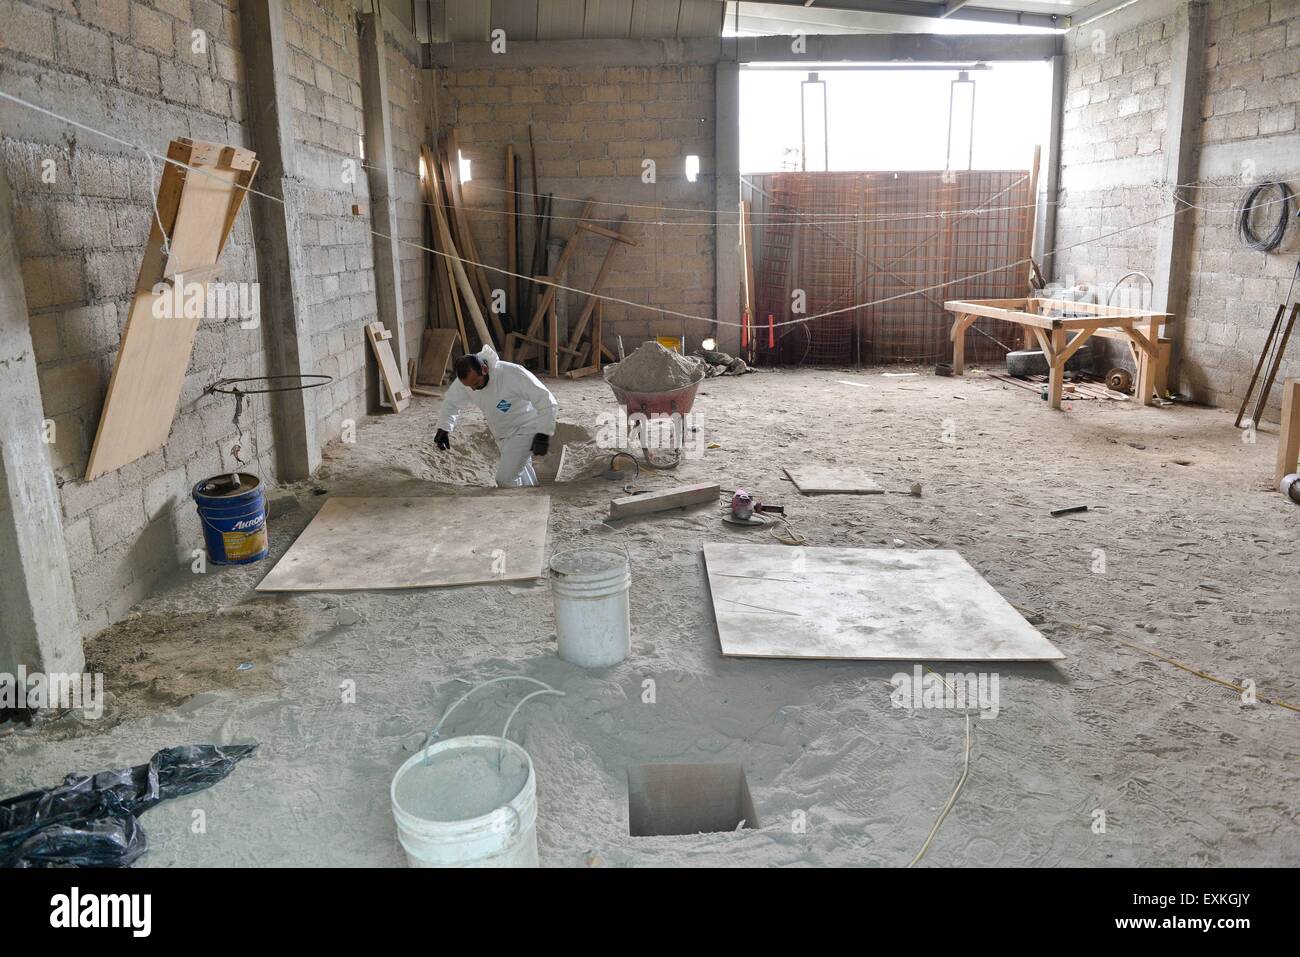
[{"xmin": 2, "ymin": 365, "xmax": 1297, "ymax": 867}]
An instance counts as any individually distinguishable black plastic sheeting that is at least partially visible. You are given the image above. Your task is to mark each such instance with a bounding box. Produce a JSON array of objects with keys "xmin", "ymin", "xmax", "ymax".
[{"xmin": 0, "ymin": 744, "xmax": 256, "ymax": 867}]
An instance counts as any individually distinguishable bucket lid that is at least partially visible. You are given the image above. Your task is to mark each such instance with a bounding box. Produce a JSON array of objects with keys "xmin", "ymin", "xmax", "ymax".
[
  {"xmin": 549, "ymin": 547, "xmax": 627, "ymax": 577},
  {"xmin": 196, "ymin": 472, "xmax": 261, "ymax": 498}
]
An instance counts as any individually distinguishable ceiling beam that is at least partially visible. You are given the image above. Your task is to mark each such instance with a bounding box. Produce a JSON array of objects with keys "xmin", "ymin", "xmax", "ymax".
[
  {"xmin": 427, "ymin": 33, "xmax": 1061, "ymax": 69},
  {"xmin": 1068, "ymin": 0, "xmax": 1146, "ymax": 28},
  {"xmin": 739, "ymin": 0, "xmax": 1066, "ymax": 30}
]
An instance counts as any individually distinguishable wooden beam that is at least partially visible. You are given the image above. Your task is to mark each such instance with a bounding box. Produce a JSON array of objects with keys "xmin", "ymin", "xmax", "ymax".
[
  {"xmin": 1274, "ymin": 379, "xmax": 1300, "ymax": 487},
  {"xmin": 1048, "ymin": 326, "xmax": 1066, "ymax": 409},
  {"xmin": 506, "ymin": 143, "xmax": 517, "ymax": 322},
  {"xmin": 518, "ymin": 201, "xmax": 595, "ymax": 355},
  {"xmin": 1056, "ymin": 328, "xmax": 1096, "ymax": 368},
  {"xmin": 740, "ymin": 200, "xmax": 757, "ymax": 328},
  {"xmin": 559, "ymin": 227, "xmax": 626, "ymax": 372},
  {"xmin": 577, "ymin": 219, "xmax": 637, "ymax": 245},
  {"xmin": 609, "ymin": 483, "xmax": 720, "ymax": 520},
  {"xmin": 422, "ymin": 143, "xmax": 493, "ymax": 349}
]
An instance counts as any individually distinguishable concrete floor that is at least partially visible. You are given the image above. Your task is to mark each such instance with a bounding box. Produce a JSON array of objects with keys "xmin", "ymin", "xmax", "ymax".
[{"xmin": 2, "ymin": 366, "xmax": 1296, "ymax": 867}]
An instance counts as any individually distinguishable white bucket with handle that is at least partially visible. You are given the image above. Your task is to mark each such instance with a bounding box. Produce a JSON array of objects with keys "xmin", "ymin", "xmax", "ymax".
[
  {"xmin": 550, "ymin": 547, "xmax": 632, "ymax": 668},
  {"xmin": 390, "ymin": 677, "xmax": 563, "ymax": 868}
]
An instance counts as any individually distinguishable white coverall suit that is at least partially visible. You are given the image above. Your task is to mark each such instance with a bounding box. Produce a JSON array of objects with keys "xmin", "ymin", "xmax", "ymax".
[{"xmin": 435, "ymin": 345, "xmax": 559, "ymax": 487}]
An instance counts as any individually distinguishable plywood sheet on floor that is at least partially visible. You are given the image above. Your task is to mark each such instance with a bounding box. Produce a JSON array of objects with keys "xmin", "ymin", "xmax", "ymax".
[
  {"xmin": 257, "ymin": 495, "xmax": 550, "ymax": 591},
  {"xmin": 783, "ymin": 466, "xmax": 883, "ymax": 494},
  {"xmin": 702, "ymin": 543, "xmax": 1062, "ymax": 661}
]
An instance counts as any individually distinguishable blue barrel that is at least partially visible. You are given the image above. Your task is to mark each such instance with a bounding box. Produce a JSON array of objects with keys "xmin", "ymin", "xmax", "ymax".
[{"xmin": 192, "ymin": 472, "xmax": 269, "ymax": 565}]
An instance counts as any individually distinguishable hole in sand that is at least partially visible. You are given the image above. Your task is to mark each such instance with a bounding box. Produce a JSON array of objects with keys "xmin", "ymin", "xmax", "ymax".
[{"xmin": 626, "ymin": 763, "xmax": 759, "ymax": 837}]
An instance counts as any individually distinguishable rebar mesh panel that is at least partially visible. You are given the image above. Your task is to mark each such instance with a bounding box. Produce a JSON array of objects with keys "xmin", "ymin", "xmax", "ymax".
[{"xmin": 743, "ymin": 170, "xmax": 1034, "ymax": 366}]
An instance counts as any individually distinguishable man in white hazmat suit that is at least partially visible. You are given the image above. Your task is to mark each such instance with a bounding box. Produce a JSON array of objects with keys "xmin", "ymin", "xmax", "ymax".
[{"xmin": 433, "ymin": 344, "xmax": 558, "ymax": 487}]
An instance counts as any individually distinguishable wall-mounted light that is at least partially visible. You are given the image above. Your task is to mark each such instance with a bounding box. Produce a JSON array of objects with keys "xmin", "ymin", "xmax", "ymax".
[
  {"xmin": 685, "ymin": 154, "xmax": 700, "ymax": 183},
  {"xmin": 702, "ymin": 337, "xmax": 717, "ymax": 351},
  {"xmin": 358, "ymin": 133, "xmax": 366, "ymax": 161},
  {"xmin": 458, "ymin": 149, "xmax": 472, "ymax": 183}
]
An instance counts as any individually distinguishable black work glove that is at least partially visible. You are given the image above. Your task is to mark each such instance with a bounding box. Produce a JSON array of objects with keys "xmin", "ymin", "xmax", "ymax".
[
  {"xmin": 434, "ymin": 429, "xmax": 451, "ymax": 451},
  {"xmin": 530, "ymin": 433, "xmax": 550, "ymax": 457}
]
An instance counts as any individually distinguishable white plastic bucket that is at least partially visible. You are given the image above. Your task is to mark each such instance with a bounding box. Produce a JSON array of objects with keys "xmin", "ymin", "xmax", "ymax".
[
  {"xmin": 550, "ymin": 547, "xmax": 632, "ymax": 667},
  {"xmin": 390, "ymin": 734, "xmax": 538, "ymax": 868}
]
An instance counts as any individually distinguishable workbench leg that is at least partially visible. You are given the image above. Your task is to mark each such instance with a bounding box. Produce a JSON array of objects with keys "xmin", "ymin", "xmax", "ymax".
[
  {"xmin": 952, "ymin": 314, "xmax": 967, "ymax": 375},
  {"xmin": 1138, "ymin": 316, "xmax": 1159, "ymax": 405},
  {"xmin": 1049, "ymin": 327, "xmax": 1065, "ymax": 410},
  {"xmin": 1275, "ymin": 379, "xmax": 1300, "ymax": 487},
  {"xmin": 1153, "ymin": 338, "xmax": 1170, "ymax": 398}
]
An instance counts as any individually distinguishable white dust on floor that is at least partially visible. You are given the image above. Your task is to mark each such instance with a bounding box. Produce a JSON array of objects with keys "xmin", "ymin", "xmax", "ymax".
[{"xmin": 2, "ymin": 368, "xmax": 1297, "ymax": 867}]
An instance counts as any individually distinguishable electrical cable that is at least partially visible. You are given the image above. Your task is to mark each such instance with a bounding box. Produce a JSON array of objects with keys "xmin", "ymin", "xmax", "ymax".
[{"xmin": 1236, "ymin": 181, "xmax": 1292, "ymax": 251}]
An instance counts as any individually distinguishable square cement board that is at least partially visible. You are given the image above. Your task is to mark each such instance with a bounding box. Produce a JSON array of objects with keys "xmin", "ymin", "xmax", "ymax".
[
  {"xmin": 256, "ymin": 495, "xmax": 550, "ymax": 592},
  {"xmin": 702, "ymin": 543, "xmax": 1063, "ymax": 661},
  {"xmin": 783, "ymin": 466, "xmax": 883, "ymax": 495}
]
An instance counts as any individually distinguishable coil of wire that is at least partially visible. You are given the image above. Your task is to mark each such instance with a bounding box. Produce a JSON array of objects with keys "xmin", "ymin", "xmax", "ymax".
[{"xmin": 1236, "ymin": 181, "xmax": 1292, "ymax": 252}]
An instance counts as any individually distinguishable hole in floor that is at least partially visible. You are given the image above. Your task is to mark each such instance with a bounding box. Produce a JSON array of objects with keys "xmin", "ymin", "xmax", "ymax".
[{"xmin": 626, "ymin": 763, "xmax": 759, "ymax": 837}]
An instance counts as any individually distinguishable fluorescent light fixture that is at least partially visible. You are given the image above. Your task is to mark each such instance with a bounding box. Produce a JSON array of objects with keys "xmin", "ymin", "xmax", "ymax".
[
  {"xmin": 458, "ymin": 149, "xmax": 472, "ymax": 183},
  {"xmin": 685, "ymin": 154, "xmax": 700, "ymax": 183}
]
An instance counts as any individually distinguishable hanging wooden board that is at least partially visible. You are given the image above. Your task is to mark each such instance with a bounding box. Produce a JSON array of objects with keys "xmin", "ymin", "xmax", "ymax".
[
  {"xmin": 365, "ymin": 321, "xmax": 410, "ymax": 411},
  {"xmin": 85, "ymin": 138, "xmax": 257, "ymax": 481},
  {"xmin": 703, "ymin": 543, "xmax": 1063, "ymax": 661},
  {"xmin": 256, "ymin": 494, "xmax": 551, "ymax": 591}
]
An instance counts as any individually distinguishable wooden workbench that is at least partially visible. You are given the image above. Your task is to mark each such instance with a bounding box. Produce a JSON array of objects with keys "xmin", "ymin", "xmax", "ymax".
[{"xmin": 943, "ymin": 297, "xmax": 1172, "ymax": 409}]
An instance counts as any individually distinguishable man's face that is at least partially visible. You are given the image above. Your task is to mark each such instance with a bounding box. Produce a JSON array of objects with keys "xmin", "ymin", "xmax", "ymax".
[{"xmin": 459, "ymin": 366, "xmax": 488, "ymax": 390}]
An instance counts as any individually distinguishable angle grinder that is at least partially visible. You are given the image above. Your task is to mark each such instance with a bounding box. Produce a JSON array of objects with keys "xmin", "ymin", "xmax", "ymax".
[{"xmin": 724, "ymin": 489, "xmax": 785, "ymax": 527}]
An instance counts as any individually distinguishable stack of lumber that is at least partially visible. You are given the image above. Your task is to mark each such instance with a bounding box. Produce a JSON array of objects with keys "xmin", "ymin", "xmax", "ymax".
[
  {"xmin": 419, "ymin": 126, "xmax": 631, "ymax": 380},
  {"xmin": 420, "ymin": 131, "xmax": 497, "ymax": 354}
]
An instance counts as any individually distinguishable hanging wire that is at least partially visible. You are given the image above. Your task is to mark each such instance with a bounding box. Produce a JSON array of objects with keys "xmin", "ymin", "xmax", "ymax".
[
  {"xmin": 5, "ymin": 89, "xmax": 1299, "ymax": 335},
  {"xmin": 1236, "ymin": 181, "xmax": 1292, "ymax": 252}
]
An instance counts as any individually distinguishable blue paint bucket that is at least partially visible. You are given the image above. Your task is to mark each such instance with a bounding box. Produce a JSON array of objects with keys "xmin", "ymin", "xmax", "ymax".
[{"xmin": 192, "ymin": 472, "xmax": 269, "ymax": 565}]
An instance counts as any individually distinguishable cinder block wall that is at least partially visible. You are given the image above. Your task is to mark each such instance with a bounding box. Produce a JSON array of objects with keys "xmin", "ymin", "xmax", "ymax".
[
  {"xmin": 1054, "ymin": 8, "xmax": 1174, "ymax": 290},
  {"xmin": 283, "ymin": 0, "xmax": 375, "ymax": 438},
  {"xmin": 1056, "ymin": 0, "xmax": 1300, "ymax": 415},
  {"xmin": 1180, "ymin": 0, "xmax": 1299, "ymax": 411},
  {"xmin": 1, "ymin": 0, "xmax": 273, "ymax": 634},
  {"xmin": 436, "ymin": 59, "xmax": 717, "ymax": 348},
  {"xmin": 0, "ymin": 0, "xmax": 416, "ymax": 634},
  {"xmin": 385, "ymin": 23, "xmax": 430, "ymax": 367}
]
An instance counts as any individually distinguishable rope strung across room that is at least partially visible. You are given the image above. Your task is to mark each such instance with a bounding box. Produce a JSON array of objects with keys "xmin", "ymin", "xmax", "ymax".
[{"xmin": 4, "ymin": 89, "xmax": 1297, "ymax": 335}]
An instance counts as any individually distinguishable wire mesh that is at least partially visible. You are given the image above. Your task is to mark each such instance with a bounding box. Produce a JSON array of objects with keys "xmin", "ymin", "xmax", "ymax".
[{"xmin": 743, "ymin": 170, "xmax": 1035, "ymax": 366}]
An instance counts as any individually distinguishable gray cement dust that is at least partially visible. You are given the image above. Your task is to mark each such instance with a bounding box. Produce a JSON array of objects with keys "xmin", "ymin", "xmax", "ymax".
[{"xmin": 1, "ymin": 370, "xmax": 1295, "ymax": 866}]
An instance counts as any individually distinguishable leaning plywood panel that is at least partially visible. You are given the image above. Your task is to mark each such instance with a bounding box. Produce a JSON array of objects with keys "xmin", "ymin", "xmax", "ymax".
[
  {"xmin": 84, "ymin": 138, "xmax": 257, "ymax": 481},
  {"xmin": 256, "ymin": 495, "xmax": 551, "ymax": 591},
  {"xmin": 703, "ymin": 543, "xmax": 1063, "ymax": 661}
]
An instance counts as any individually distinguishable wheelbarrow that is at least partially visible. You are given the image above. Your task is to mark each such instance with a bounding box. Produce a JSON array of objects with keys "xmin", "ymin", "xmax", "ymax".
[{"xmin": 606, "ymin": 376, "xmax": 703, "ymax": 469}]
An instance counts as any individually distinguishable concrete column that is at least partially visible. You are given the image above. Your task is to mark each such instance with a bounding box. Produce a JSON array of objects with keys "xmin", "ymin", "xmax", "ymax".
[
  {"xmin": 358, "ymin": 9, "xmax": 410, "ymax": 381},
  {"xmin": 714, "ymin": 59, "xmax": 741, "ymax": 355},
  {"xmin": 243, "ymin": 0, "xmax": 321, "ymax": 480},
  {"xmin": 0, "ymin": 165, "xmax": 83, "ymax": 681},
  {"xmin": 1151, "ymin": 0, "xmax": 1208, "ymax": 393},
  {"xmin": 1042, "ymin": 53, "xmax": 1065, "ymax": 281}
]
